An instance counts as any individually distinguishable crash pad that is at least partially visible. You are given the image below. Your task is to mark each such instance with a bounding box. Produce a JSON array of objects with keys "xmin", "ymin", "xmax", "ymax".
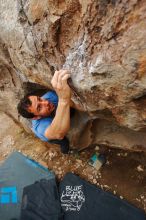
[
  {"xmin": 0, "ymin": 151, "xmax": 55, "ymax": 220},
  {"xmin": 59, "ymin": 173, "xmax": 146, "ymax": 220}
]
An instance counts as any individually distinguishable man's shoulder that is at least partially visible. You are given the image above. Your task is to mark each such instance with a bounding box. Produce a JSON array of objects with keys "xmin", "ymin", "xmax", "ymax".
[
  {"xmin": 41, "ymin": 90, "xmax": 57, "ymax": 99},
  {"xmin": 31, "ymin": 117, "xmax": 53, "ymax": 141},
  {"xmin": 32, "ymin": 117, "xmax": 52, "ymax": 128}
]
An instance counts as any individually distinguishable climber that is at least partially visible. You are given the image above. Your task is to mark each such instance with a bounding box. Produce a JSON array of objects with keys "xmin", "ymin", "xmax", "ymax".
[{"xmin": 17, "ymin": 70, "xmax": 78, "ymax": 154}]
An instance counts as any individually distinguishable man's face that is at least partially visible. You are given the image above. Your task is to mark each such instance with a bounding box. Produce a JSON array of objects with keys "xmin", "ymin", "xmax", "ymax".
[{"xmin": 27, "ymin": 96, "xmax": 55, "ymax": 118}]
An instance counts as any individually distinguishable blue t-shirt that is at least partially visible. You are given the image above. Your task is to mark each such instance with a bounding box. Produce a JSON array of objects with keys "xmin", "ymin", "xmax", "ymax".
[{"xmin": 32, "ymin": 91, "xmax": 58, "ymax": 141}]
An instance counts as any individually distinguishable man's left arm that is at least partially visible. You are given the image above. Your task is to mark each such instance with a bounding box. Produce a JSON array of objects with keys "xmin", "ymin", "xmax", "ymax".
[{"xmin": 44, "ymin": 70, "xmax": 71, "ymax": 140}]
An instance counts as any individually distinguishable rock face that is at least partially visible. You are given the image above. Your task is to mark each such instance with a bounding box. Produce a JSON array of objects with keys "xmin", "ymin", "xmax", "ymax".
[{"xmin": 0, "ymin": 0, "xmax": 146, "ymax": 150}]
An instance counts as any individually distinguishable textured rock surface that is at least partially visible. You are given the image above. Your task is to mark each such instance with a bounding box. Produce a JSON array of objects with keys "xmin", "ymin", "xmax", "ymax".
[{"xmin": 0, "ymin": 0, "xmax": 146, "ymax": 150}]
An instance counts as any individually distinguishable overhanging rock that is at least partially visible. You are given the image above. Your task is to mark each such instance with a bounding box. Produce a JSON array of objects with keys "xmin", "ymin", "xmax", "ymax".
[{"xmin": 0, "ymin": 0, "xmax": 146, "ymax": 151}]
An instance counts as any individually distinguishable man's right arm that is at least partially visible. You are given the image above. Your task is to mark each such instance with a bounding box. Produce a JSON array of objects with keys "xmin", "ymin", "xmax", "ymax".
[{"xmin": 44, "ymin": 70, "xmax": 71, "ymax": 140}]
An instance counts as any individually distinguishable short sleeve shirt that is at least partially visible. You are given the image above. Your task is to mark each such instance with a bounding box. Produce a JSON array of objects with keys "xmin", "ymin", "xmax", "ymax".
[{"xmin": 31, "ymin": 91, "xmax": 58, "ymax": 141}]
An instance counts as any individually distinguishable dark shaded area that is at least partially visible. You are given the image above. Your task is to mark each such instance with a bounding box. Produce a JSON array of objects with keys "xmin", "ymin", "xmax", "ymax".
[{"xmin": 22, "ymin": 82, "xmax": 51, "ymax": 97}]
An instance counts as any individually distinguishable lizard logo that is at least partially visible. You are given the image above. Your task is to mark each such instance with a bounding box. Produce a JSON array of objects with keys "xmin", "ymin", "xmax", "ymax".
[{"xmin": 61, "ymin": 185, "xmax": 85, "ymax": 211}]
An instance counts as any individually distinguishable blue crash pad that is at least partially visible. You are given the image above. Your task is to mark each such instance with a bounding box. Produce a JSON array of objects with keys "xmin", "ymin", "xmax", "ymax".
[{"xmin": 0, "ymin": 151, "xmax": 55, "ymax": 220}]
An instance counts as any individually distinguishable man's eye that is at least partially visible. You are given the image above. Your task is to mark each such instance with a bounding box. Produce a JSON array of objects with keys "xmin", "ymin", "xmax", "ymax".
[{"xmin": 38, "ymin": 105, "xmax": 41, "ymax": 112}]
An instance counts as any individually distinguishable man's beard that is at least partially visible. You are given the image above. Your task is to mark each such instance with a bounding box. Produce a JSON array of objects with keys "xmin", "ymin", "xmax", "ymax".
[{"xmin": 49, "ymin": 107, "xmax": 56, "ymax": 118}]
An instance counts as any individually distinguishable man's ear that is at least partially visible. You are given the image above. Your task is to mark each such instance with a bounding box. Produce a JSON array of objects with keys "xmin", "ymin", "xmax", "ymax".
[{"xmin": 32, "ymin": 116, "xmax": 41, "ymax": 120}]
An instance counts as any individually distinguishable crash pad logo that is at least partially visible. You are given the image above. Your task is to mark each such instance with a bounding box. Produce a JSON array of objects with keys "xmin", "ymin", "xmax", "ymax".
[
  {"xmin": 61, "ymin": 185, "xmax": 85, "ymax": 211},
  {"xmin": 0, "ymin": 187, "xmax": 18, "ymax": 204}
]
